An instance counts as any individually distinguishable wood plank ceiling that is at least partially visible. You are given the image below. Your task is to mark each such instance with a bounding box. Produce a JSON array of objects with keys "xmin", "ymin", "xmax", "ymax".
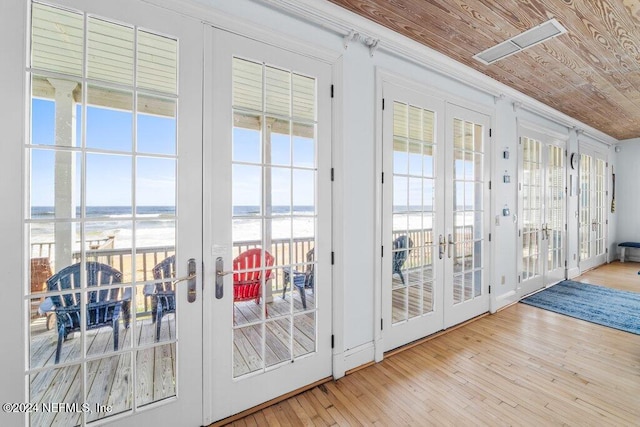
[{"xmin": 327, "ymin": 0, "xmax": 640, "ymax": 140}]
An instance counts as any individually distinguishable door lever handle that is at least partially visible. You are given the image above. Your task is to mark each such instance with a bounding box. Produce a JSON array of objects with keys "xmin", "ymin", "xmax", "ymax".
[
  {"xmin": 173, "ymin": 258, "xmax": 198, "ymax": 303},
  {"xmin": 447, "ymin": 234, "xmax": 454, "ymax": 259},
  {"xmin": 438, "ymin": 234, "xmax": 445, "ymax": 259},
  {"xmin": 215, "ymin": 257, "xmax": 228, "ymax": 299}
]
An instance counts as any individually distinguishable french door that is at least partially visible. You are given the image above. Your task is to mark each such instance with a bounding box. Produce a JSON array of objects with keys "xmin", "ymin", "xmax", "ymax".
[
  {"xmin": 518, "ymin": 129, "xmax": 566, "ymax": 296},
  {"xmin": 21, "ymin": 1, "xmax": 203, "ymax": 426},
  {"xmin": 381, "ymin": 81, "xmax": 490, "ymax": 352},
  {"xmin": 443, "ymin": 104, "xmax": 491, "ymax": 328},
  {"xmin": 203, "ymin": 28, "xmax": 333, "ymax": 422},
  {"xmin": 579, "ymin": 147, "xmax": 608, "ymax": 271}
]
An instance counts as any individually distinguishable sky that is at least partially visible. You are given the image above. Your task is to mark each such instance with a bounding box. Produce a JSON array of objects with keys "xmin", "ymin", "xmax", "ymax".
[{"xmin": 30, "ymin": 98, "xmax": 315, "ymax": 209}]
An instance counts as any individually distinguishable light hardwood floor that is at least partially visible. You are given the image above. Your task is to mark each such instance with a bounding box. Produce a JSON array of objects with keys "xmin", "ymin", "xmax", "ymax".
[{"xmin": 220, "ymin": 261, "xmax": 640, "ymax": 426}]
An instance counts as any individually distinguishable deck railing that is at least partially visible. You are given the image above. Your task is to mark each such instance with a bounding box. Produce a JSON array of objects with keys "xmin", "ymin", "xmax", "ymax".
[
  {"xmin": 394, "ymin": 225, "xmax": 475, "ymax": 269},
  {"xmin": 30, "ymin": 225, "xmax": 476, "ymax": 296},
  {"xmin": 31, "ymin": 236, "xmax": 115, "ymax": 259}
]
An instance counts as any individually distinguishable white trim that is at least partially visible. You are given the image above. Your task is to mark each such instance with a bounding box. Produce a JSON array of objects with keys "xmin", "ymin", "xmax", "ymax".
[
  {"xmin": 260, "ymin": 0, "xmax": 617, "ymax": 145},
  {"xmin": 567, "ymin": 267, "xmax": 581, "ymax": 279},
  {"xmin": 331, "ymin": 56, "xmax": 346, "ymax": 379},
  {"xmin": 517, "ymin": 118, "xmax": 570, "ymax": 143},
  {"xmin": 373, "ymin": 68, "xmax": 384, "ymax": 362},
  {"xmin": 142, "ymin": 0, "xmax": 341, "ymax": 64},
  {"xmin": 0, "ymin": 0, "xmax": 27, "ymax": 416},
  {"xmin": 343, "ymin": 343, "xmax": 376, "ymax": 372}
]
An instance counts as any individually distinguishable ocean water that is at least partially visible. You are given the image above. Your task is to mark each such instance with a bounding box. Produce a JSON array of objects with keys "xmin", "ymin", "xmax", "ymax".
[{"xmin": 30, "ymin": 206, "xmax": 316, "ymax": 250}]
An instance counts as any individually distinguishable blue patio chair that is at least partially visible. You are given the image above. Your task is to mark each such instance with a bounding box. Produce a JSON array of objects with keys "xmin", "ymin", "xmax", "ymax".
[
  {"xmin": 282, "ymin": 248, "xmax": 315, "ymax": 309},
  {"xmin": 146, "ymin": 255, "xmax": 176, "ymax": 342},
  {"xmin": 47, "ymin": 262, "xmax": 127, "ymax": 364},
  {"xmin": 392, "ymin": 235, "xmax": 413, "ymax": 285}
]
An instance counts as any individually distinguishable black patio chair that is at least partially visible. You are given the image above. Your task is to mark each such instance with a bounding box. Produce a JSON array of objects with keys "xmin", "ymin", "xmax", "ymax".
[
  {"xmin": 47, "ymin": 262, "xmax": 127, "ymax": 364},
  {"xmin": 282, "ymin": 248, "xmax": 315, "ymax": 309},
  {"xmin": 392, "ymin": 235, "xmax": 414, "ymax": 285},
  {"xmin": 146, "ymin": 255, "xmax": 177, "ymax": 342}
]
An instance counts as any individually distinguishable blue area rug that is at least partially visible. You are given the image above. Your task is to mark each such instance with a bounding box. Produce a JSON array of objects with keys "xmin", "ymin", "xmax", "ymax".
[{"xmin": 520, "ymin": 280, "xmax": 640, "ymax": 335}]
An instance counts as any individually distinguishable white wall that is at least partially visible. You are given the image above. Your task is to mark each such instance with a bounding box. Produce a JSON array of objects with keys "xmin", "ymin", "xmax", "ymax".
[{"xmin": 614, "ymin": 138, "xmax": 640, "ymax": 259}]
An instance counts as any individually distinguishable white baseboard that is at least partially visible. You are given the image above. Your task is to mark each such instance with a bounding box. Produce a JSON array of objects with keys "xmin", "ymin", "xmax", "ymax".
[
  {"xmin": 491, "ymin": 290, "xmax": 517, "ymax": 313},
  {"xmin": 342, "ymin": 342, "xmax": 375, "ymax": 373},
  {"xmin": 567, "ymin": 267, "xmax": 581, "ymax": 279}
]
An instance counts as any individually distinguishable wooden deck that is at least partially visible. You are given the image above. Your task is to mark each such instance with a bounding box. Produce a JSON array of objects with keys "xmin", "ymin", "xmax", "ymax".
[
  {"xmin": 29, "ymin": 314, "xmax": 177, "ymax": 425},
  {"xmin": 223, "ymin": 261, "xmax": 640, "ymax": 426},
  {"xmin": 233, "ymin": 290, "xmax": 316, "ymax": 377},
  {"xmin": 28, "ymin": 287, "xmax": 316, "ymax": 424}
]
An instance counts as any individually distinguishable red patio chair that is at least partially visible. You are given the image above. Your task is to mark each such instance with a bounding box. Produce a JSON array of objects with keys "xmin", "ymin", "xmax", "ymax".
[{"xmin": 233, "ymin": 249, "xmax": 274, "ymax": 313}]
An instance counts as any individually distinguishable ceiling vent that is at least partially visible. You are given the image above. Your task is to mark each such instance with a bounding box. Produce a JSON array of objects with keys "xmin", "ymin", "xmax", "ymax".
[{"xmin": 473, "ymin": 18, "xmax": 567, "ymax": 65}]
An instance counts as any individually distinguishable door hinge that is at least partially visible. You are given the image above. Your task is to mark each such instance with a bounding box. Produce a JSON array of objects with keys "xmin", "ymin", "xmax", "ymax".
[
  {"xmin": 606, "ymin": 248, "xmax": 609, "ymax": 253},
  {"xmin": 565, "ymin": 186, "xmax": 568, "ymax": 194},
  {"xmin": 489, "ymin": 233, "xmax": 492, "ymax": 242},
  {"xmin": 519, "ymin": 229, "xmax": 521, "ymax": 237},
  {"xmin": 381, "ymin": 318, "xmax": 384, "ymax": 330},
  {"xmin": 606, "ymin": 220, "xmax": 609, "ymax": 225},
  {"xmin": 519, "ymin": 183, "xmax": 522, "ymax": 191},
  {"xmin": 331, "ymin": 251, "xmax": 335, "ymax": 265},
  {"xmin": 565, "ymin": 149, "xmax": 568, "ymax": 157},
  {"xmin": 489, "ymin": 181, "xmax": 492, "ymax": 190},
  {"xmin": 381, "ymin": 246, "xmax": 384, "ymax": 257},
  {"xmin": 489, "ymin": 285, "xmax": 491, "ymax": 294},
  {"xmin": 489, "ymin": 128, "xmax": 492, "ymax": 137},
  {"xmin": 331, "ymin": 168, "xmax": 334, "ymax": 182},
  {"xmin": 331, "ymin": 334, "xmax": 335, "ymax": 348},
  {"xmin": 331, "ymin": 84, "xmax": 334, "ymax": 98},
  {"xmin": 564, "ymin": 260, "xmax": 567, "ymax": 267},
  {"xmin": 382, "ymin": 98, "xmax": 385, "ymax": 110},
  {"xmin": 518, "ymin": 275, "xmax": 521, "ymax": 283},
  {"xmin": 565, "ymin": 223, "xmax": 567, "ymax": 230},
  {"xmin": 381, "ymin": 172, "xmax": 384, "ymax": 184}
]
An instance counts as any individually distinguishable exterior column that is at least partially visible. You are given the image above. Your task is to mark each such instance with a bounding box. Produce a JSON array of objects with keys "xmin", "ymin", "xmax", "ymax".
[
  {"xmin": 264, "ymin": 117, "xmax": 274, "ymax": 303},
  {"xmin": 48, "ymin": 78, "xmax": 78, "ymax": 272}
]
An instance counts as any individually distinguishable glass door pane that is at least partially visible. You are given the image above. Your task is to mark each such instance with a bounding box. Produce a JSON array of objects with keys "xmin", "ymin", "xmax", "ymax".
[
  {"xmin": 579, "ymin": 154, "xmax": 592, "ymax": 261},
  {"xmin": 391, "ymin": 103, "xmax": 437, "ymax": 324},
  {"xmin": 451, "ymin": 119, "xmax": 484, "ymax": 304},
  {"xmin": 521, "ymin": 137, "xmax": 542, "ymax": 282},
  {"xmin": 27, "ymin": 4, "xmax": 179, "ymax": 424},
  {"xmin": 545, "ymin": 144, "xmax": 566, "ymax": 283},
  {"xmin": 231, "ymin": 57, "xmax": 318, "ymax": 378},
  {"xmin": 594, "ymin": 158, "xmax": 606, "ymax": 256}
]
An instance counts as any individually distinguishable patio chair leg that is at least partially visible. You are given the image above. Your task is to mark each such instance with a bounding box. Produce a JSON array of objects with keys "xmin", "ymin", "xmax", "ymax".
[
  {"xmin": 55, "ymin": 324, "xmax": 65, "ymax": 364},
  {"xmin": 122, "ymin": 301, "xmax": 131, "ymax": 329},
  {"xmin": 113, "ymin": 319, "xmax": 119, "ymax": 352},
  {"xmin": 155, "ymin": 305, "xmax": 163, "ymax": 342},
  {"xmin": 299, "ymin": 286, "xmax": 306, "ymax": 309}
]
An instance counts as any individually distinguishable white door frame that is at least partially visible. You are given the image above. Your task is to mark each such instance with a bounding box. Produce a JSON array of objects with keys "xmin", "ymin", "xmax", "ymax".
[
  {"xmin": 517, "ymin": 121, "xmax": 568, "ymax": 297},
  {"xmin": 0, "ymin": 0, "xmax": 28, "ymax": 419},
  {"xmin": 4, "ymin": 0, "xmax": 205, "ymax": 425},
  {"xmin": 202, "ymin": 26, "xmax": 336, "ymax": 423},
  {"xmin": 578, "ymin": 141, "xmax": 608, "ymax": 272},
  {"xmin": 442, "ymin": 102, "xmax": 492, "ymax": 329},
  {"xmin": 379, "ymin": 79, "xmax": 446, "ymax": 352},
  {"xmin": 374, "ymin": 70, "xmax": 494, "ymax": 359}
]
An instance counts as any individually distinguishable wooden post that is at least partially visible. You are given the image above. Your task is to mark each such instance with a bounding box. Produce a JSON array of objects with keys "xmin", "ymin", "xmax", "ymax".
[{"xmin": 48, "ymin": 78, "xmax": 78, "ymax": 272}]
